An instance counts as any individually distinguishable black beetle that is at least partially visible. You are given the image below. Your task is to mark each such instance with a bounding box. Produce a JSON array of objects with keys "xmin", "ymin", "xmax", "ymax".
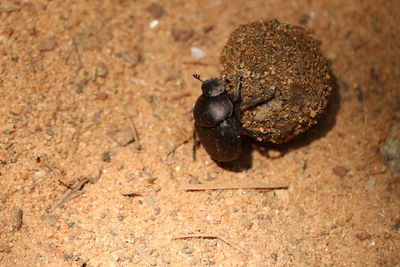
[{"xmin": 193, "ymin": 74, "xmax": 275, "ymax": 162}]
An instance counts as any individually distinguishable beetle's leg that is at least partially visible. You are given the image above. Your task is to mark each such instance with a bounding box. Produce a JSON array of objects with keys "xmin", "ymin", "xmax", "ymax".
[
  {"xmin": 232, "ymin": 73, "xmax": 242, "ymax": 103},
  {"xmin": 192, "ymin": 127, "xmax": 200, "ymax": 160},
  {"xmin": 240, "ymin": 86, "xmax": 276, "ymax": 110},
  {"xmin": 239, "ymin": 128, "xmax": 281, "ymax": 138}
]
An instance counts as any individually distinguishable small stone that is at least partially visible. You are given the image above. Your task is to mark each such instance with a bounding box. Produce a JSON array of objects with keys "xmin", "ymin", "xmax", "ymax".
[
  {"xmin": 190, "ymin": 47, "xmax": 205, "ymax": 59},
  {"xmin": 271, "ymin": 252, "xmax": 278, "ymax": 261},
  {"xmin": 206, "ymin": 173, "xmax": 217, "ymax": 181},
  {"xmin": 332, "ymin": 166, "xmax": 349, "ymax": 177},
  {"xmin": 365, "ymin": 177, "xmax": 376, "ymax": 190},
  {"xmin": 298, "ymin": 13, "xmax": 310, "ymax": 25},
  {"xmin": 95, "ymin": 64, "xmax": 108, "ymax": 78},
  {"xmin": 67, "ymin": 221, "xmax": 75, "ymax": 228},
  {"xmin": 144, "ymin": 195, "xmax": 156, "ymax": 207},
  {"xmin": 63, "ymin": 253, "xmax": 73, "ymax": 261},
  {"xmin": 153, "ymin": 207, "xmax": 161, "ymax": 216},
  {"xmin": 45, "ymin": 129, "xmax": 54, "ymax": 136},
  {"xmin": 116, "ymin": 52, "xmax": 140, "ymax": 67},
  {"xmin": 102, "ymin": 151, "xmax": 111, "ymax": 162},
  {"xmin": 38, "ymin": 38, "xmax": 57, "ymax": 51},
  {"xmin": 111, "ymin": 129, "xmax": 135, "ymax": 147},
  {"xmin": 391, "ymin": 218, "xmax": 400, "ymax": 231},
  {"xmin": 171, "ymin": 27, "xmax": 194, "ymax": 42},
  {"xmin": 149, "ymin": 20, "xmax": 159, "ymax": 29},
  {"xmin": 180, "ymin": 244, "xmax": 194, "ymax": 255},
  {"xmin": 145, "ymin": 3, "xmax": 165, "ymax": 19},
  {"xmin": 11, "ymin": 207, "xmax": 23, "ymax": 231},
  {"xmin": 146, "ymin": 177, "xmax": 157, "ymax": 184},
  {"xmin": 380, "ymin": 121, "xmax": 400, "ymax": 176},
  {"xmin": 239, "ymin": 215, "xmax": 253, "ymax": 229},
  {"xmin": 0, "ymin": 245, "xmax": 11, "ymax": 253},
  {"xmin": 42, "ymin": 214, "xmax": 59, "ymax": 226},
  {"xmin": 96, "ymin": 91, "xmax": 108, "ymax": 101},
  {"xmin": 256, "ymin": 214, "xmax": 264, "ymax": 220},
  {"xmin": 355, "ymin": 231, "xmax": 371, "ymax": 241},
  {"xmin": 188, "ymin": 175, "xmax": 201, "ymax": 184}
]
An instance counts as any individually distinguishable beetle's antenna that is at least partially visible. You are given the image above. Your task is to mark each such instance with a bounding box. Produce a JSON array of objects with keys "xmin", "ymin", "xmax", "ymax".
[{"xmin": 193, "ymin": 74, "xmax": 204, "ymax": 83}]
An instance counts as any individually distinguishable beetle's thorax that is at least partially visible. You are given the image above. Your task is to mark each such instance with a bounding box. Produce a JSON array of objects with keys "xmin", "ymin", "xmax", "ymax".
[{"xmin": 193, "ymin": 94, "xmax": 233, "ymax": 128}]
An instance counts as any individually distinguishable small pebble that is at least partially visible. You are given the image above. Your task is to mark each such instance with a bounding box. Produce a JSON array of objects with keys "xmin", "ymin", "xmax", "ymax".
[
  {"xmin": 11, "ymin": 207, "xmax": 23, "ymax": 231},
  {"xmin": 365, "ymin": 177, "xmax": 376, "ymax": 190},
  {"xmin": 63, "ymin": 253, "xmax": 73, "ymax": 261},
  {"xmin": 45, "ymin": 129, "xmax": 54, "ymax": 136},
  {"xmin": 38, "ymin": 38, "xmax": 57, "ymax": 51},
  {"xmin": 149, "ymin": 20, "xmax": 159, "ymax": 29},
  {"xmin": 145, "ymin": 3, "xmax": 165, "ymax": 19},
  {"xmin": 332, "ymin": 166, "xmax": 349, "ymax": 177},
  {"xmin": 180, "ymin": 244, "xmax": 194, "ymax": 255},
  {"xmin": 102, "ymin": 151, "xmax": 111, "ymax": 162},
  {"xmin": 391, "ymin": 218, "xmax": 400, "ymax": 231},
  {"xmin": 380, "ymin": 121, "xmax": 400, "ymax": 176},
  {"xmin": 355, "ymin": 231, "xmax": 372, "ymax": 241},
  {"xmin": 190, "ymin": 47, "xmax": 205, "ymax": 59},
  {"xmin": 171, "ymin": 28, "xmax": 194, "ymax": 42},
  {"xmin": 271, "ymin": 252, "xmax": 278, "ymax": 261},
  {"xmin": 239, "ymin": 215, "xmax": 253, "ymax": 229},
  {"xmin": 111, "ymin": 129, "xmax": 135, "ymax": 147},
  {"xmin": 0, "ymin": 245, "xmax": 11, "ymax": 253},
  {"xmin": 42, "ymin": 214, "xmax": 59, "ymax": 226},
  {"xmin": 188, "ymin": 175, "xmax": 200, "ymax": 184},
  {"xmin": 96, "ymin": 91, "xmax": 108, "ymax": 101}
]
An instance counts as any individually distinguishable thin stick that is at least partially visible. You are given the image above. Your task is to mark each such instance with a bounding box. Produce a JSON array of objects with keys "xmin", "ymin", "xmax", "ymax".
[
  {"xmin": 124, "ymin": 106, "xmax": 142, "ymax": 151},
  {"xmin": 166, "ymin": 135, "xmax": 192, "ymax": 156},
  {"xmin": 121, "ymin": 191, "xmax": 143, "ymax": 197},
  {"xmin": 172, "ymin": 233, "xmax": 248, "ymax": 255},
  {"xmin": 182, "ymin": 182, "xmax": 289, "ymax": 191},
  {"xmin": 134, "ymin": 244, "xmax": 157, "ymax": 266},
  {"xmin": 48, "ymin": 178, "xmax": 89, "ymax": 212}
]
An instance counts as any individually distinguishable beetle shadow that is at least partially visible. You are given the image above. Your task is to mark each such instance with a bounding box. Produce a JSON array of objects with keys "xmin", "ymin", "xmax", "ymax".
[
  {"xmin": 255, "ymin": 72, "xmax": 341, "ymax": 158},
  {"xmin": 217, "ymin": 72, "xmax": 341, "ymax": 170}
]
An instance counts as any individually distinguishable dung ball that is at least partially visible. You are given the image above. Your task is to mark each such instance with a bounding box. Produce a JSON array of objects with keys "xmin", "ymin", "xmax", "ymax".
[{"xmin": 220, "ymin": 19, "xmax": 332, "ymax": 144}]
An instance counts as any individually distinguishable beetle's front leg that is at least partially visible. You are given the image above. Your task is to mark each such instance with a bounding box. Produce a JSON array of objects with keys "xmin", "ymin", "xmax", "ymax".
[{"xmin": 240, "ymin": 86, "xmax": 276, "ymax": 110}]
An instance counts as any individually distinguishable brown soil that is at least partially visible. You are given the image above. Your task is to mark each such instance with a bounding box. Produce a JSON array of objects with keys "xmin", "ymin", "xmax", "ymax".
[{"xmin": 1, "ymin": 0, "xmax": 399, "ymax": 266}]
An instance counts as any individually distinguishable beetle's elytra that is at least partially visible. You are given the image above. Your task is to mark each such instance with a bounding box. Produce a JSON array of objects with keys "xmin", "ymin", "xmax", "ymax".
[{"xmin": 193, "ymin": 75, "xmax": 242, "ymax": 162}]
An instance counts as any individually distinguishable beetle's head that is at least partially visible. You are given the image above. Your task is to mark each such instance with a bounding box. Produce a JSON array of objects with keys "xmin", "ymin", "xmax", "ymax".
[
  {"xmin": 201, "ymin": 78, "xmax": 225, "ymax": 97},
  {"xmin": 193, "ymin": 74, "xmax": 225, "ymax": 97}
]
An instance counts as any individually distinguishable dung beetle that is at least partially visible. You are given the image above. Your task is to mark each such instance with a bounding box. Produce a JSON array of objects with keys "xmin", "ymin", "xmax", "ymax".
[{"xmin": 193, "ymin": 74, "xmax": 276, "ymax": 162}]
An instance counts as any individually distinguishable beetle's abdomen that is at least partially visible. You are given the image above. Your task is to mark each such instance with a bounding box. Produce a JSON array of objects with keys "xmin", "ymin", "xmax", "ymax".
[{"xmin": 195, "ymin": 117, "xmax": 241, "ymax": 162}]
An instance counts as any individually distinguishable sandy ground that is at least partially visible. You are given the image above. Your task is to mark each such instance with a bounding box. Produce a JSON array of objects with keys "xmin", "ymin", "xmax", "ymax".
[{"xmin": 0, "ymin": 0, "xmax": 399, "ymax": 266}]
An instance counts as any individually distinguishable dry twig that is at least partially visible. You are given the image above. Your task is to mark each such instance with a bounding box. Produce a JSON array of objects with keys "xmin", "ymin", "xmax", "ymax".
[
  {"xmin": 166, "ymin": 135, "xmax": 192, "ymax": 157},
  {"xmin": 134, "ymin": 244, "xmax": 157, "ymax": 266},
  {"xmin": 121, "ymin": 191, "xmax": 143, "ymax": 197},
  {"xmin": 48, "ymin": 178, "xmax": 89, "ymax": 213},
  {"xmin": 172, "ymin": 233, "xmax": 248, "ymax": 255},
  {"xmin": 124, "ymin": 106, "xmax": 142, "ymax": 151},
  {"xmin": 182, "ymin": 182, "xmax": 289, "ymax": 191}
]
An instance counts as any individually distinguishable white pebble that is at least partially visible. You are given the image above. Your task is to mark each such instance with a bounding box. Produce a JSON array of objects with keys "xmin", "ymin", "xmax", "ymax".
[
  {"xmin": 191, "ymin": 47, "xmax": 205, "ymax": 59},
  {"xmin": 149, "ymin": 20, "xmax": 159, "ymax": 29}
]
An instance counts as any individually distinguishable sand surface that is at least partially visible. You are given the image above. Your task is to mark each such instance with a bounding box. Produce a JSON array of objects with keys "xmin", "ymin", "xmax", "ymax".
[{"xmin": 0, "ymin": 0, "xmax": 399, "ymax": 266}]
